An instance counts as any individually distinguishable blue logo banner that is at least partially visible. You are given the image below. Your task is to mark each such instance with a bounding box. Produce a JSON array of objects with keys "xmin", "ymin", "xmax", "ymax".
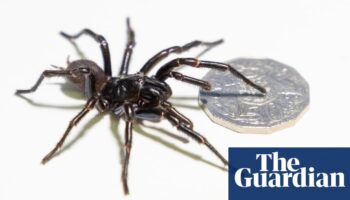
[{"xmin": 229, "ymin": 148, "xmax": 350, "ymax": 200}]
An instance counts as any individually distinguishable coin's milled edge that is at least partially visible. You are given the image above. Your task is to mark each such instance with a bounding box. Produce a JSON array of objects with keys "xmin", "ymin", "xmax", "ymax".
[{"xmin": 199, "ymin": 98, "xmax": 309, "ymax": 134}]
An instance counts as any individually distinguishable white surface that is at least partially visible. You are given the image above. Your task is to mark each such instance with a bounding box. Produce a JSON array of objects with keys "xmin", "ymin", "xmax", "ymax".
[{"xmin": 1, "ymin": 0, "xmax": 350, "ymax": 199}]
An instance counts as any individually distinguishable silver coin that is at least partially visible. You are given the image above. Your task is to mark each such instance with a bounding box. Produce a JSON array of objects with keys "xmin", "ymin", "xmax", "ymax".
[{"xmin": 199, "ymin": 58, "xmax": 309, "ymax": 134}]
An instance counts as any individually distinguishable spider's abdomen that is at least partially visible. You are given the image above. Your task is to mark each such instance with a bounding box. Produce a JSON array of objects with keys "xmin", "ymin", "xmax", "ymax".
[{"xmin": 66, "ymin": 59, "xmax": 107, "ymax": 92}]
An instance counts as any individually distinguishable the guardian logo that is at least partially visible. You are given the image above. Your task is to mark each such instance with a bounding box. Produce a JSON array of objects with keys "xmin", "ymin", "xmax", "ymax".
[
  {"xmin": 229, "ymin": 148, "xmax": 350, "ymax": 200},
  {"xmin": 234, "ymin": 152, "xmax": 345, "ymax": 188}
]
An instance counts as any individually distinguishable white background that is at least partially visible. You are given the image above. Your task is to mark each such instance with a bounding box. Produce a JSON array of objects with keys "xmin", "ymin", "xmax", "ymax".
[{"xmin": 1, "ymin": 0, "xmax": 350, "ymax": 199}]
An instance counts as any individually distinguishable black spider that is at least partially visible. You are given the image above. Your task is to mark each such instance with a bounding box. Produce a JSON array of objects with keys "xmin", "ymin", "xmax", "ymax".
[{"xmin": 15, "ymin": 18, "xmax": 266, "ymax": 195}]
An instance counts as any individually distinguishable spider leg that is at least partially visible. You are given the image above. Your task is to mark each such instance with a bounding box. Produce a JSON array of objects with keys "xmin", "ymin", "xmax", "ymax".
[
  {"xmin": 133, "ymin": 107, "xmax": 227, "ymax": 165},
  {"xmin": 134, "ymin": 108, "xmax": 163, "ymax": 122},
  {"xmin": 178, "ymin": 125, "xmax": 228, "ymax": 166},
  {"xmin": 133, "ymin": 108, "xmax": 190, "ymax": 143},
  {"xmin": 119, "ymin": 18, "xmax": 136, "ymax": 75},
  {"xmin": 163, "ymin": 108, "xmax": 228, "ymax": 166},
  {"xmin": 155, "ymin": 58, "xmax": 266, "ymax": 94},
  {"xmin": 41, "ymin": 97, "xmax": 97, "ymax": 164},
  {"xmin": 139, "ymin": 39, "xmax": 223, "ymax": 74},
  {"xmin": 83, "ymin": 73, "xmax": 95, "ymax": 99},
  {"xmin": 60, "ymin": 29, "xmax": 112, "ymax": 76},
  {"xmin": 122, "ymin": 104, "xmax": 134, "ymax": 195},
  {"xmin": 166, "ymin": 71, "xmax": 211, "ymax": 91},
  {"xmin": 15, "ymin": 70, "xmax": 71, "ymax": 95},
  {"xmin": 15, "ymin": 68, "xmax": 95, "ymax": 100},
  {"xmin": 161, "ymin": 101, "xmax": 193, "ymax": 129}
]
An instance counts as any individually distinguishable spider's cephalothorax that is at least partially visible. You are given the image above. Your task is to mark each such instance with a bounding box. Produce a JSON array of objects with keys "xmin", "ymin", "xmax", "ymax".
[
  {"xmin": 15, "ymin": 18, "xmax": 266, "ymax": 195},
  {"xmin": 99, "ymin": 74, "xmax": 172, "ymax": 111}
]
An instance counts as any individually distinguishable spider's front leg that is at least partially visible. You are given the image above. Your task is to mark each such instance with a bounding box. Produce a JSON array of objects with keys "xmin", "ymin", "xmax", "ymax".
[
  {"xmin": 155, "ymin": 58, "xmax": 267, "ymax": 94},
  {"xmin": 165, "ymin": 71, "xmax": 211, "ymax": 91},
  {"xmin": 140, "ymin": 39, "xmax": 223, "ymax": 74}
]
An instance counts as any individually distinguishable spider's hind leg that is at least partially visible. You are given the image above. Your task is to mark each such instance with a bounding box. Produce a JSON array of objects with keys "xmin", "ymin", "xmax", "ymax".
[
  {"xmin": 16, "ymin": 68, "xmax": 95, "ymax": 101},
  {"xmin": 15, "ymin": 70, "xmax": 71, "ymax": 95},
  {"xmin": 41, "ymin": 97, "xmax": 97, "ymax": 164},
  {"xmin": 60, "ymin": 29, "xmax": 112, "ymax": 76}
]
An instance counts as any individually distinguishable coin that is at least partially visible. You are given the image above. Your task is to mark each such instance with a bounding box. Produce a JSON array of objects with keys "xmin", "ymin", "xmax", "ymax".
[{"xmin": 199, "ymin": 58, "xmax": 309, "ymax": 134}]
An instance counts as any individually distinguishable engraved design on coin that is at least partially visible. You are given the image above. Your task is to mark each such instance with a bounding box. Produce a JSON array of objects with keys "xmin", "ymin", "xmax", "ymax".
[{"xmin": 199, "ymin": 58, "xmax": 309, "ymax": 133}]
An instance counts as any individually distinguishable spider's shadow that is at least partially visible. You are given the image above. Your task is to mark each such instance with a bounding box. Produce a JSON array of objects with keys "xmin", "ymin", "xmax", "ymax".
[
  {"xmin": 16, "ymin": 83, "xmax": 226, "ymax": 171},
  {"xmin": 200, "ymin": 91, "xmax": 265, "ymax": 98}
]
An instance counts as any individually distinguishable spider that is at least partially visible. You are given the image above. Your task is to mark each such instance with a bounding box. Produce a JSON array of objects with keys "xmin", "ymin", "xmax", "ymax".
[{"xmin": 15, "ymin": 18, "xmax": 266, "ymax": 195}]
